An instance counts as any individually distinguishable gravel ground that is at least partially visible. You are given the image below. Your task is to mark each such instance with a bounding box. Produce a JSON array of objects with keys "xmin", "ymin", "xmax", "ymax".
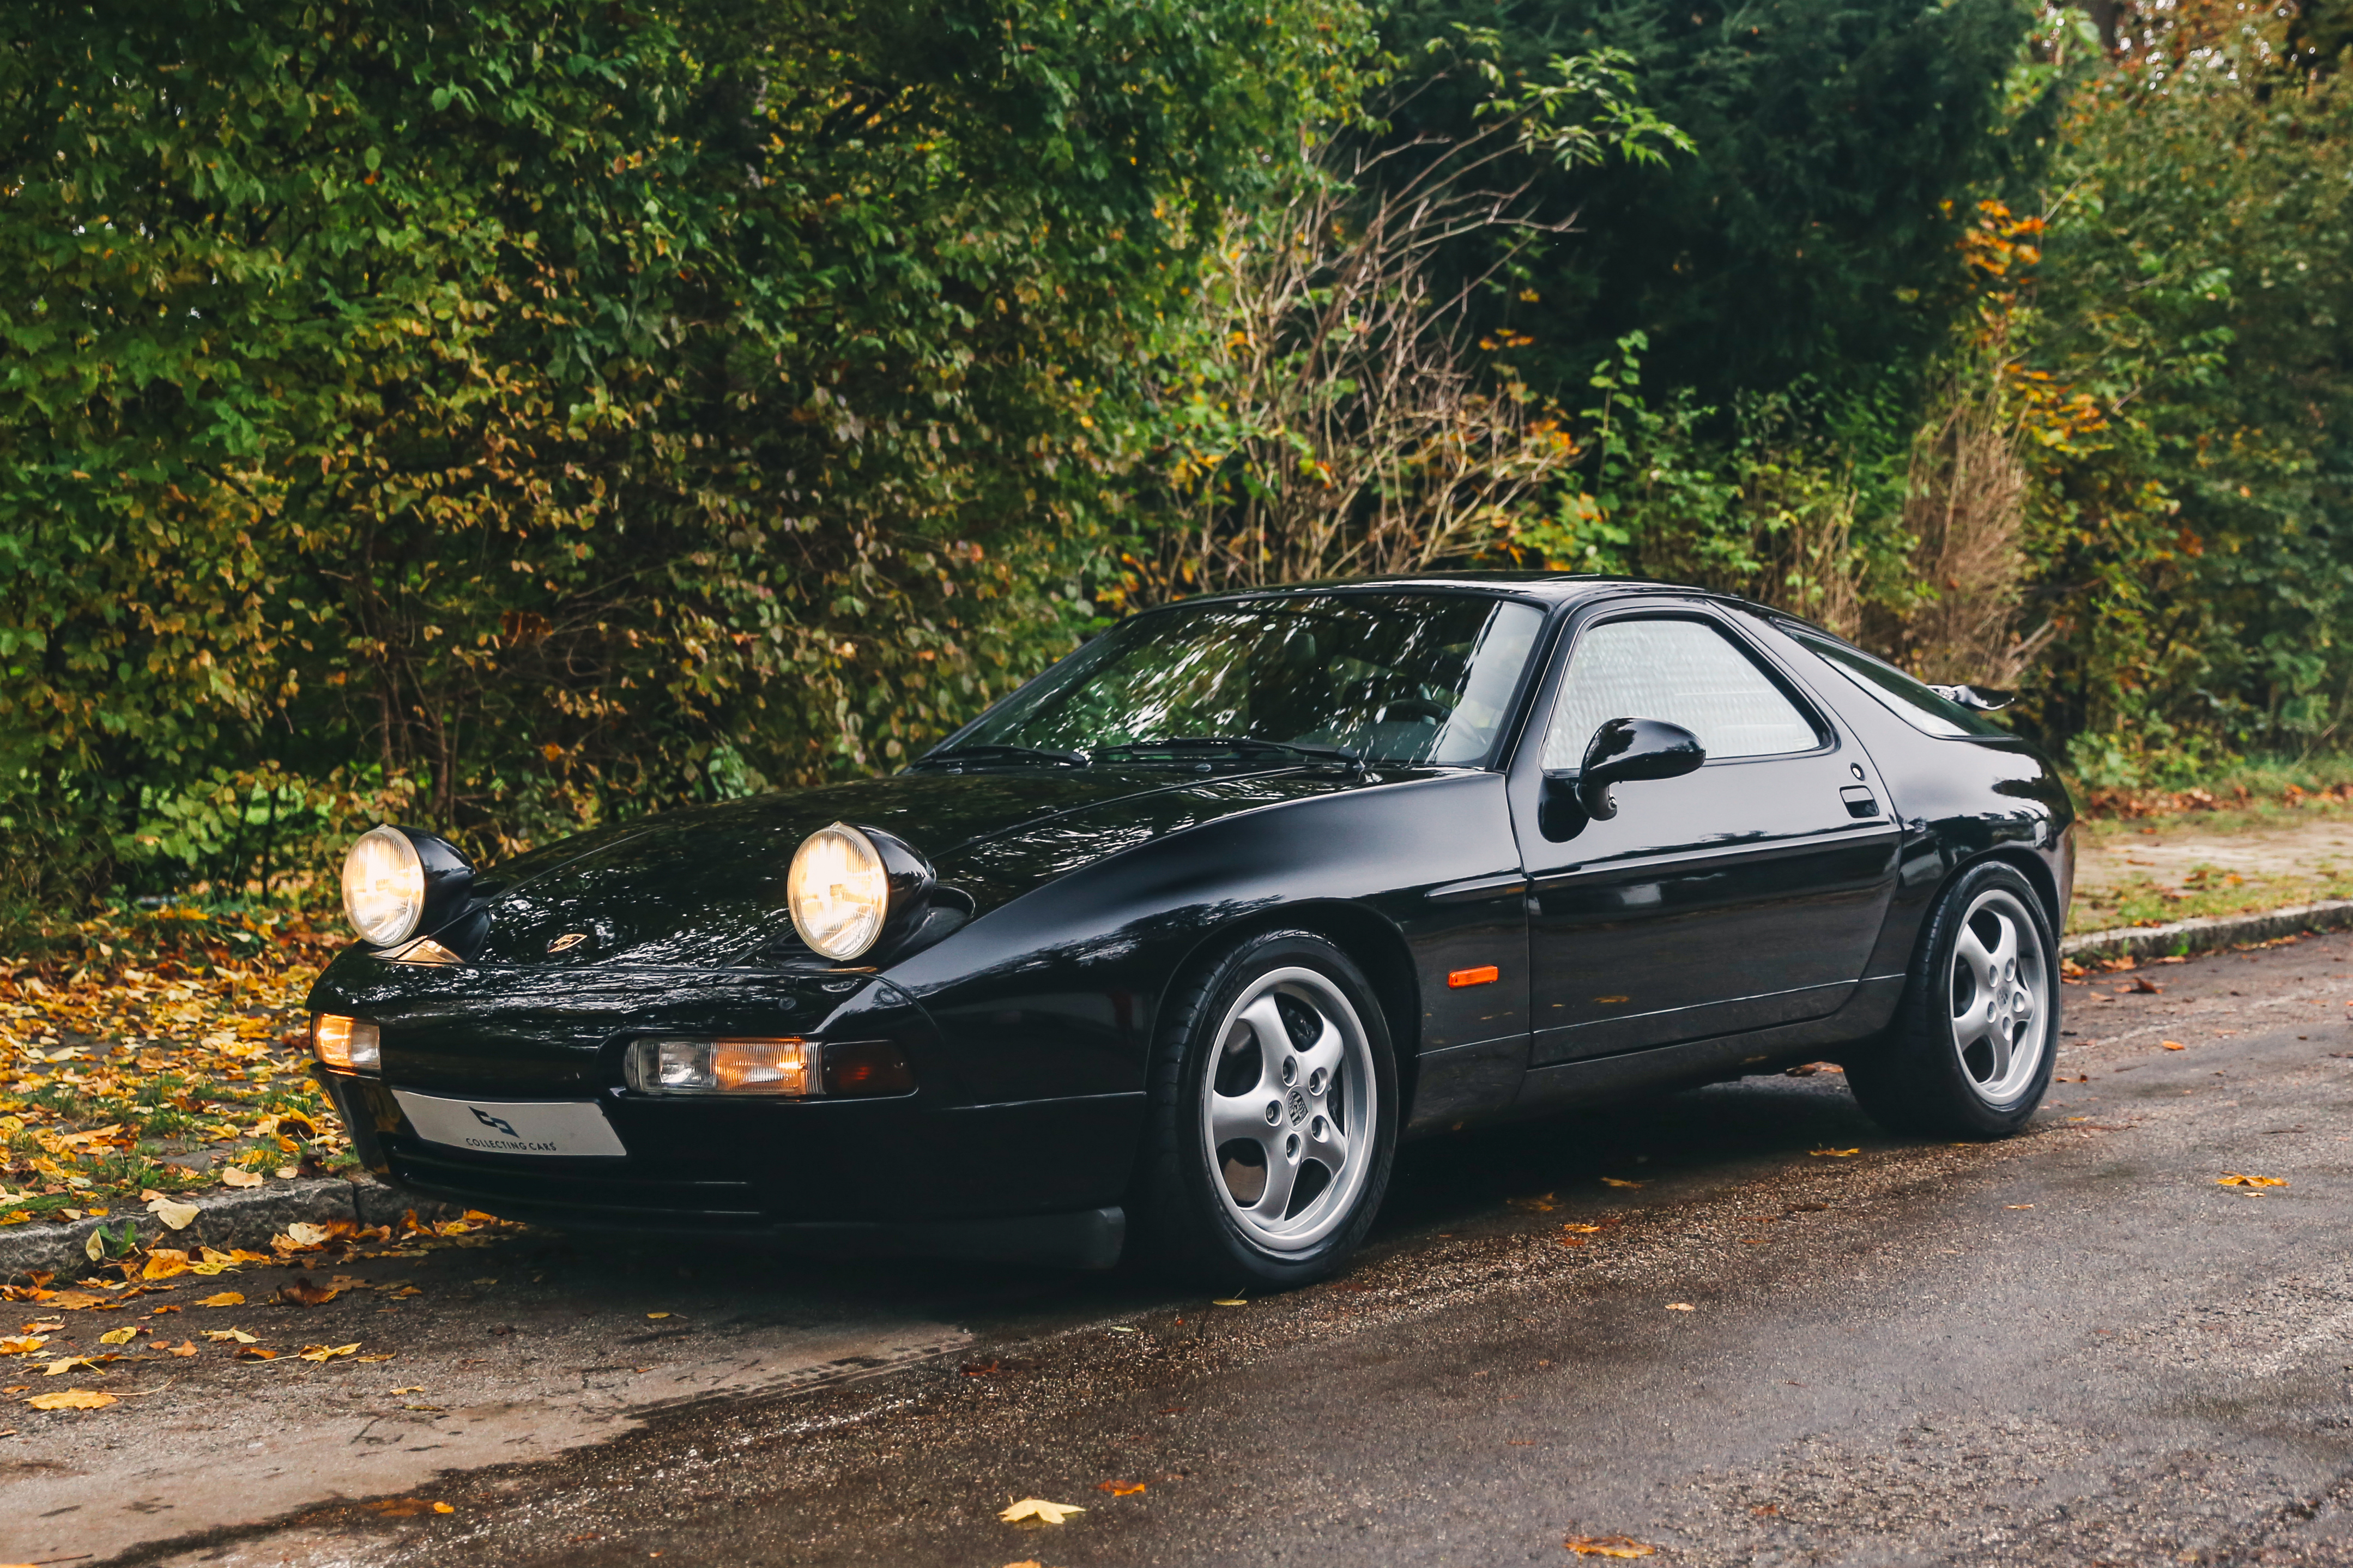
[{"xmin": 14, "ymin": 931, "xmax": 2353, "ymax": 1567}]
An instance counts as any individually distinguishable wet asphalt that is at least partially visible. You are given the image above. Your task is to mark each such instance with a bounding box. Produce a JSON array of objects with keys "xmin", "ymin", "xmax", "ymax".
[{"xmin": 16, "ymin": 931, "xmax": 2353, "ymax": 1567}]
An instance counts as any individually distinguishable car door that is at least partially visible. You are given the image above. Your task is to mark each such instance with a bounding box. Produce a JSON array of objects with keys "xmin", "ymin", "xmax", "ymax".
[{"xmin": 1505, "ymin": 600, "xmax": 1900, "ymax": 1065}]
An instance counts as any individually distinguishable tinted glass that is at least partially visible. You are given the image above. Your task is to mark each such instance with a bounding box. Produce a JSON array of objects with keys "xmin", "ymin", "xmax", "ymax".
[
  {"xmin": 1543, "ymin": 616, "xmax": 1819, "ymax": 769},
  {"xmin": 1779, "ymin": 623, "xmax": 2011, "ymax": 739},
  {"xmin": 946, "ymin": 595, "xmax": 1545, "ymax": 767}
]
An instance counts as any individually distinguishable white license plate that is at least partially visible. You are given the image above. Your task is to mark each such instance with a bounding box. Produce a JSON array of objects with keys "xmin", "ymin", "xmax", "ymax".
[{"xmin": 392, "ymin": 1090, "xmax": 627, "ymax": 1159}]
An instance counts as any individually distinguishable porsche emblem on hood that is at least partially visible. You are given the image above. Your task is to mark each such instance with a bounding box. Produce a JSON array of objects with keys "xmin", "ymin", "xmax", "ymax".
[{"xmin": 547, "ymin": 932, "xmax": 590, "ymax": 954}]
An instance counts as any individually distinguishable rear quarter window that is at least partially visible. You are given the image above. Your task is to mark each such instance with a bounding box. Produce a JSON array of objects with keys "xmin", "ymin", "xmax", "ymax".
[{"xmin": 1775, "ymin": 623, "xmax": 2013, "ymax": 740}]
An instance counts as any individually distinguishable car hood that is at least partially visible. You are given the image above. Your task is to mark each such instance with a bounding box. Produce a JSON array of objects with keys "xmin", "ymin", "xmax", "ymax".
[{"xmin": 445, "ymin": 765, "xmax": 1371, "ymax": 969}]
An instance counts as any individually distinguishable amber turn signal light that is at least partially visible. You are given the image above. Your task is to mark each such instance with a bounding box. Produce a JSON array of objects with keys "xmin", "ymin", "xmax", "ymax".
[
  {"xmin": 1447, "ymin": 965, "xmax": 1500, "ymax": 989},
  {"xmin": 312, "ymin": 1014, "xmax": 382, "ymax": 1073}
]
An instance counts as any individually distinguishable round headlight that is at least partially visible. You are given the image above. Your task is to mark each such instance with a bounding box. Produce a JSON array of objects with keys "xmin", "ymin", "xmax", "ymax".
[
  {"xmin": 342, "ymin": 825, "xmax": 426, "ymax": 947},
  {"xmin": 788, "ymin": 822, "xmax": 890, "ymax": 960}
]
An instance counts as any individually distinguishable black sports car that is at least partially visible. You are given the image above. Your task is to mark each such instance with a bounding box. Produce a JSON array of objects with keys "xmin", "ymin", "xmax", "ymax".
[{"xmin": 307, "ymin": 574, "xmax": 2071, "ymax": 1286}]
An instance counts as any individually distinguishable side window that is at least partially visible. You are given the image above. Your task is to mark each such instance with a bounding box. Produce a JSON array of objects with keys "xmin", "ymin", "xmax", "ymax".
[
  {"xmin": 1542, "ymin": 616, "xmax": 1821, "ymax": 770},
  {"xmin": 1775, "ymin": 621, "xmax": 2012, "ymax": 740}
]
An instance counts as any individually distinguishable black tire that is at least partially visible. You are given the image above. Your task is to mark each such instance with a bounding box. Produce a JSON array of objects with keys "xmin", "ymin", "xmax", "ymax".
[
  {"xmin": 1846, "ymin": 859, "xmax": 2061, "ymax": 1139},
  {"xmin": 1128, "ymin": 929, "xmax": 1399, "ymax": 1289}
]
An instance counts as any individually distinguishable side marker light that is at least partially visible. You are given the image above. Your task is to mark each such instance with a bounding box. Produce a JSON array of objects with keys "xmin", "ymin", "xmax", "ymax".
[{"xmin": 1448, "ymin": 965, "xmax": 1501, "ymax": 989}]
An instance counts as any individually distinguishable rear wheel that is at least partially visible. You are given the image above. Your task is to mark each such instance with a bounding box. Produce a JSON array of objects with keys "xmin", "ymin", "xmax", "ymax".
[
  {"xmin": 1846, "ymin": 861, "xmax": 2059, "ymax": 1139},
  {"xmin": 1131, "ymin": 930, "xmax": 1397, "ymax": 1288}
]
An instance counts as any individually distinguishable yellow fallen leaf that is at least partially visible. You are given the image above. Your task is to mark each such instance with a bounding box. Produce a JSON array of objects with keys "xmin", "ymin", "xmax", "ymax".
[
  {"xmin": 202, "ymin": 1328, "xmax": 258, "ymax": 1343},
  {"xmin": 645, "ymin": 1312, "xmax": 670, "ymax": 1320},
  {"xmin": 0, "ymin": 1336, "xmax": 45, "ymax": 1355},
  {"xmin": 220, "ymin": 1168, "xmax": 264, "ymax": 1189},
  {"xmin": 40, "ymin": 1358, "xmax": 95, "ymax": 1376},
  {"xmin": 999, "ymin": 1498, "xmax": 1086, "ymax": 1525},
  {"xmin": 2217, "ymin": 1172, "xmax": 2288, "ymax": 1187},
  {"xmin": 434, "ymin": 1502, "xmax": 455, "ymax": 1513},
  {"xmin": 356, "ymin": 1353, "xmax": 397, "ymax": 1363},
  {"xmin": 142, "ymin": 1250, "xmax": 191, "ymax": 1280},
  {"xmin": 298, "ymin": 1343, "xmax": 361, "ymax": 1362},
  {"xmin": 1599, "ymin": 1177, "xmax": 1643, "ymax": 1189},
  {"xmin": 201, "ymin": 1292, "xmax": 245, "ymax": 1308},
  {"xmin": 1211, "ymin": 1297, "xmax": 1248, "ymax": 1307},
  {"xmin": 97, "ymin": 1327, "xmax": 136, "ymax": 1345},
  {"xmin": 1810, "ymin": 1148, "xmax": 1861, "ymax": 1158},
  {"xmin": 1564, "ymin": 1535, "xmax": 1656, "ymax": 1558},
  {"xmin": 1665, "ymin": 1302, "xmax": 1695, "ymax": 1312},
  {"xmin": 1562, "ymin": 1224, "xmax": 1603, "ymax": 1234},
  {"xmin": 145, "ymin": 1197, "xmax": 201, "ymax": 1231},
  {"xmin": 27, "ymin": 1387, "xmax": 116, "ymax": 1410}
]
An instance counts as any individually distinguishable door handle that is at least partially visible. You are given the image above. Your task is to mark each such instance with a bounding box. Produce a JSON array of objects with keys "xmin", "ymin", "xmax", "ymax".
[{"xmin": 1838, "ymin": 784, "xmax": 1880, "ymax": 819}]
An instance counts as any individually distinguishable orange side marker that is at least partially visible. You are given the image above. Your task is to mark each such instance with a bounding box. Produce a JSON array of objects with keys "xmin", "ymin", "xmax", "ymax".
[{"xmin": 1448, "ymin": 965, "xmax": 1500, "ymax": 989}]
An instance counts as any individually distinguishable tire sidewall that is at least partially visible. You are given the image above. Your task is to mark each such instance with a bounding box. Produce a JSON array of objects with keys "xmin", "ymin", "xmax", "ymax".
[
  {"xmin": 1912, "ymin": 861, "xmax": 2061, "ymax": 1133},
  {"xmin": 1163, "ymin": 931, "xmax": 1399, "ymax": 1287}
]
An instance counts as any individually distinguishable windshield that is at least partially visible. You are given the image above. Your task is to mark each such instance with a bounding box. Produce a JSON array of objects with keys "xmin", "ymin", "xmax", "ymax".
[{"xmin": 934, "ymin": 594, "xmax": 1547, "ymax": 768}]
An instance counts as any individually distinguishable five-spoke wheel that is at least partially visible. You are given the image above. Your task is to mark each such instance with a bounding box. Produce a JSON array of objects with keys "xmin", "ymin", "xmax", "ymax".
[
  {"xmin": 1134, "ymin": 931, "xmax": 1397, "ymax": 1286},
  {"xmin": 1846, "ymin": 859, "xmax": 2060, "ymax": 1138}
]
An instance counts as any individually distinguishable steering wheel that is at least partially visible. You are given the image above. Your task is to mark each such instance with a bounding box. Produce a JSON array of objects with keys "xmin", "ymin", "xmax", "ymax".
[{"xmin": 1374, "ymin": 696, "xmax": 1450, "ymax": 725}]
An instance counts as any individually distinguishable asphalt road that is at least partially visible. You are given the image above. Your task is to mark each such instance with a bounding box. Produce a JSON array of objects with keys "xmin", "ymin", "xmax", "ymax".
[{"xmin": 15, "ymin": 931, "xmax": 2353, "ymax": 1568}]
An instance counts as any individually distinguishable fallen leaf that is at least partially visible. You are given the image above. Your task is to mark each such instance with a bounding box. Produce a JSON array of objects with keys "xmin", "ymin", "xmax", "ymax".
[
  {"xmin": 390, "ymin": 1385, "xmax": 425, "ymax": 1394},
  {"xmin": 999, "ymin": 1498, "xmax": 1086, "ymax": 1525},
  {"xmin": 433, "ymin": 1502, "xmax": 455, "ymax": 1513},
  {"xmin": 26, "ymin": 1387, "xmax": 115, "ymax": 1410},
  {"xmin": 2217, "ymin": 1172, "xmax": 2288, "ymax": 1187},
  {"xmin": 97, "ymin": 1327, "xmax": 137, "ymax": 1345},
  {"xmin": 233, "ymin": 1345, "xmax": 277, "ymax": 1360},
  {"xmin": 202, "ymin": 1328, "xmax": 258, "ymax": 1343},
  {"xmin": 2163, "ymin": 1041, "xmax": 2186, "ymax": 1051},
  {"xmin": 1751, "ymin": 1503, "xmax": 1781, "ymax": 1517},
  {"xmin": 1211, "ymin": 1298, "xmax": 1248, "ymax": 1307},
  {"xmin": 145, "ymin": 1197, "xmax": 201, "ymax": 1231},
  {"xmin": 2006, "ymin": 1203, "xmax": 2035, "ymax": 1210},
  {"xmin": 40, "ymin": 1358, "xmax": 95, "ymax": 1376},
  {"xmin": 168, "ymin": 1341, "xmax": 197, "ymax": 1357},
  {"xmin": 200, "ymin": 1292, "xmax": 245, "ymax": 1308},
  {"xmin": 1096, "ymin": 1480, "xmax": 1146, "ymax": 1496},
  {"xmin": 141, "ymin": 1250, "xmax": 191, "ymax": 1281},
  {"xmin": 297, "ymin": 1342, "xmax": 361, "ymax": 1362},
  {"xmin": 645, "ymin": 1312, "xmax": 671, "ymax": 1320},
  {"xmin": 280, "ymin": 1222, "xmax": 331, "ymax": 1248},
  {"xmin": 220, "ymin": 1169, "xmax": 264, "ymax": 1189},
  {"xmin": 1599, "ymin": 1177, "xmax": 1643, "ymax": 1189},
  {"xmin": 278, "ymin": 1280, "xmax": 339, "ymax": 1307},
  {"xmin": 1809, "ymin": 1148, "xmax": 1861, "ymax": 1158},
  {"xmin": 356, "ymin": 1353, "xmax": 397, "ymax": 1363},
  {"xmin": 1564, "ymin": 1535, "xmax": 1656, "ymax": 1557},
  {"xmin": 0, "ymin": 1337, "xmax": 45, "ymax": 1355},
  {"xmin": 1665, "ymin": 1302, "xmax": 1696, "ymax": 1312},
  {"xmin": 2131, "ymin": 978, "xmax": 2163, "ymax": 994},
  {"xmin": 1562, "ymin": 1224, "xmax": 1602, "ymax": 1234}
]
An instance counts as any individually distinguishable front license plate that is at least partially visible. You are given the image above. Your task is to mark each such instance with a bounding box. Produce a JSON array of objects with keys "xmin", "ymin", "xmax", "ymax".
[{"xmin": 392, "ymin": 1090, "xmax": 627, "ymax": 1159}]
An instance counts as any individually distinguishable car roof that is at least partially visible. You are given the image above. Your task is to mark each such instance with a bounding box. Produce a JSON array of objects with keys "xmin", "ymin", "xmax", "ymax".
[{"xmin": 1168, "ymin": 571, "xmax": 1761, "ymax": 612}]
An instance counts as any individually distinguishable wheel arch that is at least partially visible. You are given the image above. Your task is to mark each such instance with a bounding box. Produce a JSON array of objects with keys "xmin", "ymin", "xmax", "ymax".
[
  {"xmin": 1969, "ymin": 845, "xmax": 2065, "ymax": 937},
  {"xmin": 1166, "ymin": 898, "xmax": 1423, "ymax": 1119}
]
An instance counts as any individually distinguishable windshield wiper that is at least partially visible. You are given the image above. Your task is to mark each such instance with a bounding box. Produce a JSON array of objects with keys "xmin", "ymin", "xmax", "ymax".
[
  {"xmin": 916, "ymin": 743, "xmax": 1091, "ymax": 769},
  {"xmin": 1094, "ymin": 736, "xmax": 1363, "ymax": 769}
]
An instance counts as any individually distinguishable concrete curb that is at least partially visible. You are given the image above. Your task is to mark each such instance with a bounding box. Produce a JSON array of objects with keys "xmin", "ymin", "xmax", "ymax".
[
  {"xmin": 2062, "ymin": 898, "xmax": 2353, "ymax": 962},
  {"xmin": 0, "ymin": 1175, "xmax": 461, "ymax": 1284}
]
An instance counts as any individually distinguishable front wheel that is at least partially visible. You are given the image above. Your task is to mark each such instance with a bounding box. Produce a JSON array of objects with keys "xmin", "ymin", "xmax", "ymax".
[
  {"xmin": 1130, "ymin": 931, "xmax": 1398, "ymax": 1288},
  {"xmin": 1846, "ymin": 860, "xmax": 2060, "ymax": 1139}
]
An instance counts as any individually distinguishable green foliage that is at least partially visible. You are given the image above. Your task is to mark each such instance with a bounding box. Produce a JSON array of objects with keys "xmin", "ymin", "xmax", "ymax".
[
  {"xmin": 0, "ymin": 0, "xmax": 1370, "ymax": 897},
  {"xmin": 2012, "ymin": 3, "xmax": 2353, "ymax": 781},
  {"xmin": 1383, "ymin": 0, "xmax": 2043, "ymax": 404}
]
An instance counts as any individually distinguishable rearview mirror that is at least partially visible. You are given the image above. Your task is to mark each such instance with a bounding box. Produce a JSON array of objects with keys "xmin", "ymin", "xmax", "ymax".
[{"xmin": 1572, "ymin": 717, "xmax": 1706, "ymax": 821}]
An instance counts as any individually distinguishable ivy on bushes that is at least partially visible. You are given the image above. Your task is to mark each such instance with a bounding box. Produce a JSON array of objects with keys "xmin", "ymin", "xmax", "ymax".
[{"xmin": 0, "ymin": 0, "xmax": 1370, "ymax": 900}]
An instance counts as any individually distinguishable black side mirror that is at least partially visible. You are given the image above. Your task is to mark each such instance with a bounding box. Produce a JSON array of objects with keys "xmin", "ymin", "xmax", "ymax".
[
  {"xmin": 1927, "ymin": 682, "xmax": 2014, "ymax": 712},
  {"xmin": 1572, "ymin": 717, "xmax": 1706, "ymax": 821}
]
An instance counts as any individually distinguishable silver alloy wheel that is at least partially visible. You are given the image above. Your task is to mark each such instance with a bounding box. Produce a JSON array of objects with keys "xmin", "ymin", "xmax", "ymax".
[
  {"xmin": 1200, "ymin": 965, "xmax": 1376, "ymax": 1254},
  {"xmin": 1947, "ymin": 887, "xmax": 2051, "ymax": 1105}
]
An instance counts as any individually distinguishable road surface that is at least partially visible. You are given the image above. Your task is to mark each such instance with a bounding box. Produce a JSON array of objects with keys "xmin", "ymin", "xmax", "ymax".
[{"xmin": 13, "ymin": 930, "xmax": 2353, "ymax": 1567}]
